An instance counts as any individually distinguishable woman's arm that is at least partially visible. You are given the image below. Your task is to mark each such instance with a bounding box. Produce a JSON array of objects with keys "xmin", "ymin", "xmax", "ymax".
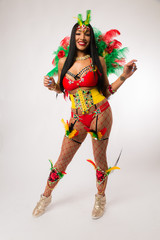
[
  {"xmin": 43, "ymin": 57, "xmax": 66, "ymax": 93},
  {"xmin": 99, "ymin": 56, "xmax": 137, "ymax": 98}
]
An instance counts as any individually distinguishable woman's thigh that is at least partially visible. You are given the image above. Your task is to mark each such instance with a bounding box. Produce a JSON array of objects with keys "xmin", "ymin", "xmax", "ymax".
[
  {"xmin": 54, "ymin": 117, "xmax": 88, "ymax": 171},
  {"xmin": 89, "ymin": 106, "xmax": 113, "ymax": 168},
  {"xmin": 90, "ymin": 106, "xmax": 113, "ymax": 138}
]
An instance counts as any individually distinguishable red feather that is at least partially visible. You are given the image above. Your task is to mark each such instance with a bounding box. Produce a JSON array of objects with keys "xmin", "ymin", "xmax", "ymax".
[
  {"xmin": 103, "ymin": 29, "xmax": 120, "ymax": 44},
  {"xmin": 112, "ymin": 63, "xmax": 118, "ymax": 68},
  {"xmin": 106, "ymin": 45, "xmax": 114, "ymax": 54},
  {"xmin": 99, "ymin": 127, "xmax": 107, "ymax": 136},
  {"xmin": 52, "ymin": 58, "xmax": 55, "ymax": 66},
  {"xmin": 87, "ymin": 159, "xmax": 96, "ymax": 169},
  {"xmin": 84, "ymin": 126, "xmax": 91, "ymax": 132},
  {"xmin": 110, "ymin": 39, "xmax": 122, "ymax": 49},
  {"xmin": 115, "ymin": 58, "xmax": 126, "ymax": 66},
  {"xmin": 74, "ymin": 131, "xmax": 79, "ymax": 137},
  {"xmin": 60, "ymin": 36, "xmax": 70, "ymax": 50}
]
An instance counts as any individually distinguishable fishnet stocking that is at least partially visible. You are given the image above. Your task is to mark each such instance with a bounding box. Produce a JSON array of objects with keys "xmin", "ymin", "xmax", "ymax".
[
  {"xmin": 43, "ymin": 119, "xmax": 87, "ymax": 197},
  {"xmin": 90, "ymin": 106, "xmax": 113, "ymax": 195},
  {"xmin": 43, "ymin": 104, "xmax": 112, "ymax": 197}
]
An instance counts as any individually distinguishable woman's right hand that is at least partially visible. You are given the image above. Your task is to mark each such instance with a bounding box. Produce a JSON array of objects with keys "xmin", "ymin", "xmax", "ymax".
[{"xmin": 43, "ymin": 75, "xmax": 56, "ymax": 88}]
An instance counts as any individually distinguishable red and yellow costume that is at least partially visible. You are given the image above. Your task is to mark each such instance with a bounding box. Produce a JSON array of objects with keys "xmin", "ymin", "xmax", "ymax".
[
  {"xmin": 45, "ymin": 10, "xmax": 124, "ymax": 196},
  {"xmin": 46, "ymin": 59, "xmax": 114, "ymax": 195}
]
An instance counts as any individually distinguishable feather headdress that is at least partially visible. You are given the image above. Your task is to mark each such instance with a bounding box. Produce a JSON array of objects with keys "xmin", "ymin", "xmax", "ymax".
[{"xmin": 46, "ymin": 10, "xmax": 128, "ymax": 78}]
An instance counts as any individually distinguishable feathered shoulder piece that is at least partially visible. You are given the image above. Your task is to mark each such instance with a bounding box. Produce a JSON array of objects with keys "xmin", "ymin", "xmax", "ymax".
[{"xmin": 46, "ymin": 10, "xmax": 128, "ymax": 77}]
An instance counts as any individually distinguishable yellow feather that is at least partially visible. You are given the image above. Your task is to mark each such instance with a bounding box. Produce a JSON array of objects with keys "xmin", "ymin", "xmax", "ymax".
[
  {"xmin": 97, "ymin": 132, "xmax": 103, "ymax": 140},
  {"xmin": 106, "ymin": 166, "xmax": 120, "ymax": 173},
  {"xmin": 68, "ymin": 129, "xmax": 77, "ymax": 139},
  {"xmin": 65, "ymin": 124, "xmax": 69, "ymax": 131},
  {"xmin": 74, "ymin": 16, "xmax": 82, "ymax": 26},
  {"xmin": 89, "ymin": 132, "xmax": 94, "ymax": 137},
  {"xmin": 73, "ymin": 17, "xmax": 78, "ymax": 20},
  {"xmin": 61, "ymin": 119, "xmax": 69, "ymax": 131},
  {"xmin": 61, "ymin": 118, "xmax": 65, "ymax": 126},
  {"xmin": 87, "ymin": 159, "xmax": 96, "ymax": 169},
  {"xmin": 102, "ymin": 50, "xmax": 108, "ymax": 57}
]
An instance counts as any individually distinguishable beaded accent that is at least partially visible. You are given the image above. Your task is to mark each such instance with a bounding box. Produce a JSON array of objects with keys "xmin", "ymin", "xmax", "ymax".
[
  {"xmin": 72, "ymin": 113, "xmax": 79, "ymax": 121},
  {"xmin": 96, "ymin": 167, "xmax": 108, "ymax": 184},
  {"xmin": 108, "ymin": 84, "xmax": 116, "ymax": 94},
  {"xmin": 48, "ymin": 168, "xmax": 61, "ymax": 184},
  {"xmin": 73, "ymin": 89, "xmax": 94, "ymax": 114},
  {"xmin": 48, "ymin": 160, "xmax": 66, "ymax": 187},
  {"xmin": 75, "ymin": 54, "xmax": 90, "ymax": 61},
  {"xmin": 87, "ymin": 159, "xmax": 120, "ymax": 184},
  {"xmin": 67, "ymin": 64, "xmax": 94, "ymax": 80},
  {"xmin": 76, "ymin": 25, "xmax": 90, "ymax": 32},
  {"xmin": 94, "ymin": 108, "xmax": 101, "ymax": 116},
  {"xmin": 65, "ymin": 76, "xmax": 85, "ymax": 85}
]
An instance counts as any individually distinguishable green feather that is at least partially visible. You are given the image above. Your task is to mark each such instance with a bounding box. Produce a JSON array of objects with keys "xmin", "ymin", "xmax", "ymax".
[
  {"xmin": 77, "ymin": 14, "xmax": 83, "ymax": 25},
  {"xmin": 46, "ymin": 25, "xmax": 128, "ymax": 79},
  {"xmin": 58, "ymin": 172, "xmax": 64, "ymax": 178},
  {"xmin": 46, "ymin": 68, "xmax": 57, "ymax": 77},
  {"xmin": 106, "ymin": 167, "xmax": 111, "ymax": 176},
  {"xmin": 92, "ymin": 132, "xmax": 98, "ymax": 139},
  {"xmin": 46, "ymin": 46, "xmax": 69, "ymax": 77},
  {"xmin": 66, "ymin": 130, "xmax": 70, "ymax": 136},
  {"xmin": 103, "ymin": 47, "xmax": 129, "ymax": 76},
  {"xmin": 49, "ymin": 159, "xmax": 53, "ymax": 171},
  {"xmin": 84, "ymin": 10, "xmax": 91, "ymax": 25}
]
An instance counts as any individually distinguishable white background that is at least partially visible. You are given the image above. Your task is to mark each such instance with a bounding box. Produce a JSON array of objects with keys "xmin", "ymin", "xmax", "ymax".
[{"xmin": 0, "ymin": 0, "xmax": 160, "ymax": 239}]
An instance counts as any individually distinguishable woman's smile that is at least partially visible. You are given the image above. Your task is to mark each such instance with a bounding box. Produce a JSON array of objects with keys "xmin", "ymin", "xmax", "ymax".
[
  {"xmin": 78, "ymin": 41, "xmax": 87, "ymax": 46},
  {"xmin": 75, "ymin": 29, "xmax": 91, "ymax": 51}
]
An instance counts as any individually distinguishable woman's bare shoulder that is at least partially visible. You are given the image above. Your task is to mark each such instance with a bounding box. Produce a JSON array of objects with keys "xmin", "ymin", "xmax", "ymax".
[{"xmin": 58, "ymin": 57, "xmax": 67, "ymax": 68}]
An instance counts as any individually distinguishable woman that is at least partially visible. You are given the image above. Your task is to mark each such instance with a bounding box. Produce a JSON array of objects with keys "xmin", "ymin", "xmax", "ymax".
[{"xmin": 32, "ymin": 12, "xmax": 137, "ymax": 219}]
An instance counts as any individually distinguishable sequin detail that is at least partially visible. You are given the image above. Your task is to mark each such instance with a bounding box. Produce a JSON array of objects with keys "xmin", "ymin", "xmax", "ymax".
[{"xmin": 72, "ymin": 89, "xmax": 94, "ymax": 114}]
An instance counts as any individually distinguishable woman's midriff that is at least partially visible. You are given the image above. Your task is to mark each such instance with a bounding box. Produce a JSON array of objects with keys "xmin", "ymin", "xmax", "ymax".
[{"xmin": 69, "ymin": 87, "xmax": 109, "ymax": 115}]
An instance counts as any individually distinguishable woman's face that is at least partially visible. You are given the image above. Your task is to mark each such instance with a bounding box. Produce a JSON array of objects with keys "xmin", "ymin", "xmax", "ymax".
[{"xmin": 75, "ymin": 28, "xmax": 91, "ymax": 52}]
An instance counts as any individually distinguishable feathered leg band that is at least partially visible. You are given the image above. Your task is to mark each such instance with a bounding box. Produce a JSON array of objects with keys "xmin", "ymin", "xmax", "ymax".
[
  {"xmin": 61, "ymin": 119, "xmax": 79, "ymax": 139},
  {"xmin": 47, "ymin": 159, "xmax": 66, "ymax": 189},
  {"xmin": 87, "ymin": 157, "xmax": 121, "ymax": 185}
]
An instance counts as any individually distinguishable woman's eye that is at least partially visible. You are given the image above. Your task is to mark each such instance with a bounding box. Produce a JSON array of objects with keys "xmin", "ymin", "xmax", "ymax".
[{"xmin": 76, "ymin": 33, "xmax": 80, "ymax": 35}]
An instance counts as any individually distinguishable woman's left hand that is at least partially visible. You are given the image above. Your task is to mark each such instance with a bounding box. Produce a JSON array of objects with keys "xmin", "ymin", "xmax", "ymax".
[{"xmin": 122, "ymin": 59, "xmax": 138, "ymax": 79}]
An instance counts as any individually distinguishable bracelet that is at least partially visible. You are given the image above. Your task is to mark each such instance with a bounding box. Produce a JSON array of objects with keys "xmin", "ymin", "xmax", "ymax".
[{"xmin": 108, "ymin": 84, "xmax": 116, "ymax": 94}]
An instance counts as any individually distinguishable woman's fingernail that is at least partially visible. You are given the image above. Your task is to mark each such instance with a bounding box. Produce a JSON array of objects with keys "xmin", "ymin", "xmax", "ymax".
[
  {"xmin": 48, "ymin": 83, "xmax": 51, "ymax": 85},
  {"xmin": 47, "ymin": 76, "xmax": 50, "ymax": 79},
  {"xmin": 49, "ymin": 80, "xmax": 52, "ymax": 83}
]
